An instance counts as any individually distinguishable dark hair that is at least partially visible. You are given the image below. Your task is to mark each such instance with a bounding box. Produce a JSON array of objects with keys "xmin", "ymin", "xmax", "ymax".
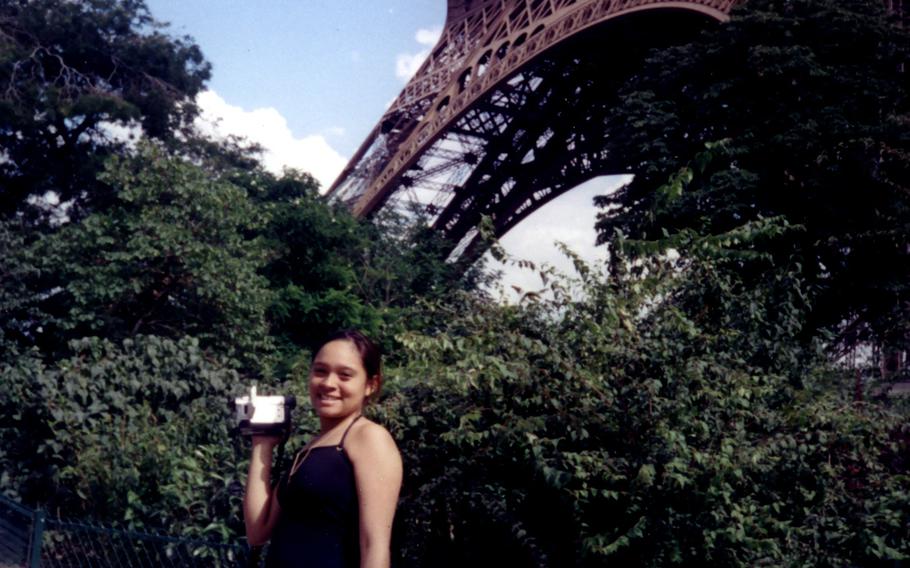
[{"xmin": 312, "ymin": 329, "xmax": 383, "ymax": 398}]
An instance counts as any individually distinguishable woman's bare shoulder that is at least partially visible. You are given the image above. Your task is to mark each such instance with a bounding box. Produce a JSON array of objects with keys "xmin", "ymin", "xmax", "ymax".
[{"xmin": 345, "ymin": 418, "xmax": 400, "ymax": 460}]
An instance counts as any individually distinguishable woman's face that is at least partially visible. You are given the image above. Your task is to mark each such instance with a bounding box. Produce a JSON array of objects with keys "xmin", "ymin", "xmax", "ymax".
[{"xmin": 309, "ymin": 339, "xmax": 376, "ymax": 422}]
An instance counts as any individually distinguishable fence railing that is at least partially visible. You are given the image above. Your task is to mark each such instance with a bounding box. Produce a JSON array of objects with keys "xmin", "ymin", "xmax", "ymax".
[
  {"xmin": 0, "ymin": 495, "xmax": 251, "ymax": 567},
  {"xmin": 0, "ymin": 493, "xmax": 33, "ymax": 567}
]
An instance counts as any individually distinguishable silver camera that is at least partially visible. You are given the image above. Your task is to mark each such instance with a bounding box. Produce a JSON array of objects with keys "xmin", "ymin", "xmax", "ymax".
[{"xmin": 233, "ymin": 386, "xmax": 296, "ymax": 437}]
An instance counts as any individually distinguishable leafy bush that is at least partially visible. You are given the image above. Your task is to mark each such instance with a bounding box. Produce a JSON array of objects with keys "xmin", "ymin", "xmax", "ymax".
[
  {"xmin": 0, "ymin": 335, "xmax": 248, "ymax": 540},
  {"xmin": 375, "ymin": 247, "xmax": 909, "ymax": 567}
]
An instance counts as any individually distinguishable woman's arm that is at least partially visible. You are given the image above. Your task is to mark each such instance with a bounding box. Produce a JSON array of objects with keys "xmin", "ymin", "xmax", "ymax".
[
  {"xmin": 347, "ymin": 422, "xmax": 403, "ymax": 568},
  {"xmin": 243, "ymin": 437, "xmax": 283, "ymax": 545}
]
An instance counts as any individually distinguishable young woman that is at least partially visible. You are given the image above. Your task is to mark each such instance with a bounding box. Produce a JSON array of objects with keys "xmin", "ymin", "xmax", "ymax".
[{"xmin": 243, "ymin": 330, "xmax": 403, "ymax": 568}]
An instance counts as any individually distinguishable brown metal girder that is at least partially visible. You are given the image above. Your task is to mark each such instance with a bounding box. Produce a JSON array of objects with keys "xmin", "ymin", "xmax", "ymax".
[
  {"xmin": 342, "ymin": 2, "xmax": 733, "ymax": 217},
  {"xmin": 451, "ymin": 112, "xmax": 510, "ymax": 139},
  {"xmin": 454, "ymin": 151, "xmax": 616, "ymax": 263},
  {"xmin": 452, "ymin": 98, "xmax": 524, "ymax": 132},
  {"xmin": 441, "ymin": 88, "xmax": 616, "ymax": 254},
  {"xmin": 383, "ymin": 20, "xmax": 634, "ymax": 237},
  {"xmin": 495, "ymin": 147, "xmax": 614, "ymax": 236},
  {"xmin": 436, "ymin": 123, "xmax": 566, "ymax": 242},
  {"xmin": 449, "ymin": 83, "xmax": 538, "ymax": 137},
  {"xmin": 326, "ymin": 123, "xmax": 381, "ymax": 195},
  {"xmin": 398, "ymin": 131, "xmax": 487, "ymax": 191},
  {"xmin": 433, "ymin": 48, "xmax": 602, "ymax": 241},
  {"xmin": 440, "ymin": 144, "xmax": 602, "ymax": 249},
  {"xmin": 429, "ymin": 69, "xmax": 557, "ymax": 234},
  {"xmin": 406, "ymin": 155, "xmax": 469, "ymax": 184},
  {"xmin": 453, "ymin": 176, "xmax": 593, "ymax": 263},
  {"xmin": 368, "ymin": 67, "xmax": 551, "ymax": 228},
  {"xmin": 416, "ymin": 144, "xmax": 468, "ymax": 163},
  {"xmin": 422, "ymin": 11, "xmax": 697, "ymax": 245}
]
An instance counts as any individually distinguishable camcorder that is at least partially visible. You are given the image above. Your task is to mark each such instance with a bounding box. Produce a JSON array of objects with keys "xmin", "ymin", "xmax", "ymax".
[{"xmin": 233, "ymin": 386, "xmax": 296, "ymax": 437}]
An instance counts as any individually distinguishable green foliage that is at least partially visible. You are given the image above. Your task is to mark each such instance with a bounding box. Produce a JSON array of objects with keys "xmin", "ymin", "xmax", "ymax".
[
  {"xmin": 1, "ymin": 2, "xmax": 906, "ymax": 564},
  {"xmin": 374, "ymin": 240, "xmax": 909, "ymax": 567},
  {"xmin": 24, "ymin": 143, "xmax": 273, "ymax": 372},
  {"xmin": 0, "ymin": 0, "xmax": 211, "ymax": 224},
  {"xmin": 252, "ymin": 169, "xmax": 379, "ymax": 365},
  {"xmin": 0, "ymin": 219, "xmax": 46, "ymax": 357},
  {"xmin": 253, "ymin": 177, "xmax": 485, "ymax": 373},
  {"xmin": 354, "ymin": 210, "xmax": 487, "ymax": 310},
  {"xmin": 595, "ymin": 0, "xmax": 910, "ymax": 351},
  {"xmin": 0, "ymin": 335, "xmax": 247, "ymax": 540},
  {"xmin": 0, "ymin": 135, "xmax": 485, "ymax": 541}
]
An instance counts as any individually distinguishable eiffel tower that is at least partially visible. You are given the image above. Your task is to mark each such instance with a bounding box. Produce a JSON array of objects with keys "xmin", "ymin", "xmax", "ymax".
[{"xmin": 326, "ymin": 0, "xmax": 741, "ymax": 261}]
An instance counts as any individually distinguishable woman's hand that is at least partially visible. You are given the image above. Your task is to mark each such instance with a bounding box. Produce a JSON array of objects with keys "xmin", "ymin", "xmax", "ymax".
[
  {"xmin": 250, "ymin": 435, "xmax": 282, "ymax": 450},
  {"xmin": 243, "ymin": 435, "xmax": 283, "ymax": 545}
]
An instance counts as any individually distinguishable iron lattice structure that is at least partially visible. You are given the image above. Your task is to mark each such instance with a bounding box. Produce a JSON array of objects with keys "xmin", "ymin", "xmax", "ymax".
[{"xmin": 327, "ymin": 0, "xmax": 740, "ymax": 260}]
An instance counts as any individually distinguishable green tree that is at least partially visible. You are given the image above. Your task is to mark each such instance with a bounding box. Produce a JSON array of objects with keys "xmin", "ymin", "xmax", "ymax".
[
  {"xmin": 252, "ymin": 169, "xmax": 377, "ymax": 364},
  {"xmin": 0, "ymin": 0, "xmax": 210, "ymax": 224},
  {"xmin": 376, "ymin": 236, "xmax": 909, "ymax": 567},
  {"xmin": 0, "ymin": 219, "xmax": 46, "ymax": 357},
  {"xmin": 247, "ymin": 170, "xmax": 486, "ymax": 373},
  {"xmin": 28, "ymin": 143, "xmax": 272, "ymax": 371},
  {"xmin": 595, "ymin": 0, "xmax": 910, "ymax": 353},
  {"xmin": 354, "ymin": 210, "xmax": 491, "ymax": 312}
]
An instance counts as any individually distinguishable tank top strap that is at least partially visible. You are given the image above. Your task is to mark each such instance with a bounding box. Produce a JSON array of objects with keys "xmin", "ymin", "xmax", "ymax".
[{"xmin": 337, "ymin": 414, "xmax": 363, "ymax": 449}]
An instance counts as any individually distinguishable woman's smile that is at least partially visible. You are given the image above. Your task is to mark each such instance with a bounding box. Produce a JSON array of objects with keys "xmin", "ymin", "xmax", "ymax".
[
  {"xmin": 308, "ymin": 339, "xmax": 376, "ymax": 427},
  {"xmin": 315, "ymin": 393, "xmax": 342, "ymax": 405}
]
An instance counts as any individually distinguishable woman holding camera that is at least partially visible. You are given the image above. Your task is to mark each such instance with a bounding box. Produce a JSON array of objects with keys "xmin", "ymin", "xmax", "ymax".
[{"xmin": 243, "ymin": 330, "xmax": 403, "ymax": 568}]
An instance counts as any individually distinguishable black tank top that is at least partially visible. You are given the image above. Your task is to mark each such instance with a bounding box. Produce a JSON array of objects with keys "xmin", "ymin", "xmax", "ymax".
[{"xmin": 265, "ymin": 416, "xmax": 362, "ymax": 568}]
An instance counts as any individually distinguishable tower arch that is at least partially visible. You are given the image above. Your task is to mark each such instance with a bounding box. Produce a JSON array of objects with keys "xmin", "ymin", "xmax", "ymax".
[{"xmin": 328, "ymin": 0, "xmax": 739, "ymax": 259}]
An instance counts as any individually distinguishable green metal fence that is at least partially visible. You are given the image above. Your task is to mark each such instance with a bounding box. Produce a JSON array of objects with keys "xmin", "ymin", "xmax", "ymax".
[{"xmin": 0, "ymin": 495, "xmax": 252, "ymax": 567}]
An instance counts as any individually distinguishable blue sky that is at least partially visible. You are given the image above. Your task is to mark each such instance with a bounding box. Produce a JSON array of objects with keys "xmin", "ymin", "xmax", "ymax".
[
  {"xmin": 144, "ymin": 0, "xmax": 617, "ymax": 298},
  {"xmin": 147, "ymin": 1, "xmax": 445, "ymax": 159}
]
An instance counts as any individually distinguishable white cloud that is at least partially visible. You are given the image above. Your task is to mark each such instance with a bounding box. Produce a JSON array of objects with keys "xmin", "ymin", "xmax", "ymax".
[
  {"xmin": 482, "ymin": 175, "xmax": 631, "ymax": 303},
  {"xmin": 395, "ymin": 52, "xmax": 428, "ymax": 82},
  {"xmin": 96, "ymin": 120, "xmax": 142, "ymax": 148},
  {"xmin": 395, "ymin": 26, "xmax": 442, "ymax": 82},
  {"xmin": 415, "ymin": 28, "xmax": 441, "ymax": 45},
  {"xmin": 194, "ymin": 90, "xmax": 347, "ymax": 191}
]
